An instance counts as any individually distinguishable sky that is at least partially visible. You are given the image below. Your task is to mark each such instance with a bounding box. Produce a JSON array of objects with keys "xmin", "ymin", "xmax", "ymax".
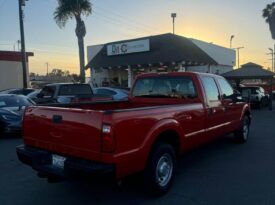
[{"xmin": 0, "ymin": 0, "xmax": 275, "ymax": 75}]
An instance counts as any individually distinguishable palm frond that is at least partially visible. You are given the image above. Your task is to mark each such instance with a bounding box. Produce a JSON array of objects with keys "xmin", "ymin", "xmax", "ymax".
[
  {"xmin": 54, "ymin": 0, "xmax": 92, "ymax": 28},
  {"xmin": 262, "ymin": 2, "xmax": 275, "ymax": 23}
]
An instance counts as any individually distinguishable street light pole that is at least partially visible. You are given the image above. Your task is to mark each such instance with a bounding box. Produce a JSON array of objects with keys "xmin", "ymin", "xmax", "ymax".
[
  {"xmin": 18, "ymin": 0, "xmax": 28, "ymax": 88},
  {"xmin": 234, "ymin": 47, "xmax": 244, "ymax": 68},
  {"xmin": 268, "ymin": 47, "xmax": 274, "ymax": 72},
  {"xmin": 230, "ymin": 35, "xmax": 234, "ymax": 48},
  {"xmin": 171, "ymin": 13, "xmax": 177, "ymax": 34}
]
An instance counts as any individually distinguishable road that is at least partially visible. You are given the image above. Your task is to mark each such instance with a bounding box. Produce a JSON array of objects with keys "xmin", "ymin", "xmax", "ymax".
[{"xmin": 1, "ymin": 110, "xmax": 275, "ymax": 205}]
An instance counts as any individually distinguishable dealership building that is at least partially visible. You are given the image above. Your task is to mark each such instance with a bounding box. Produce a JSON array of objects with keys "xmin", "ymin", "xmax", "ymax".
[
  {"xmin": 0, "ymin": 51, "xmax": 33, "ymax": 90},
  {"xmin": 86, "ymin": 33, "xmax": 235, "ymax": 87}
]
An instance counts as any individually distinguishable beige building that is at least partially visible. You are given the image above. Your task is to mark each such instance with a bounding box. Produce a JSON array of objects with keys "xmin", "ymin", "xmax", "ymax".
[{"xmin": 0, "ymin": 51, "xmax": 33, "ymax": 90}]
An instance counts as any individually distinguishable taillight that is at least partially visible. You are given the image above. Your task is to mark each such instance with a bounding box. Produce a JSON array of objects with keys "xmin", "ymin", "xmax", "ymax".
[{"xmin": 101, "ymin": 124, "xmax": 115, "ymax": 153}]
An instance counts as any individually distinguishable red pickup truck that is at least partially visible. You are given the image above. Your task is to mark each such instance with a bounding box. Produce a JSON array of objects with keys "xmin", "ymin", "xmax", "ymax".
[{"xmin": 17, "ymin": 72, "xmax": 251, "ymax": 195}]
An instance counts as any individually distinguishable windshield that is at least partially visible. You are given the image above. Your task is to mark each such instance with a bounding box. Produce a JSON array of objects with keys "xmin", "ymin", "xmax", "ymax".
[
  {"xmin": 132, "ymin": 76, "xmax": 197, "ymax": 99},
  {"xmin": 0, "ymin": 95, "xmax": 34, "ymax": 108}
]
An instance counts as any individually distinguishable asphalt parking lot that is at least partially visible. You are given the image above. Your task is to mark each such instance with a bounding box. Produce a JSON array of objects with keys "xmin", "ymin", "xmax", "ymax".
[{"xmin": 1, "ymin": 109, "xmax": 275, "ymax": 205}]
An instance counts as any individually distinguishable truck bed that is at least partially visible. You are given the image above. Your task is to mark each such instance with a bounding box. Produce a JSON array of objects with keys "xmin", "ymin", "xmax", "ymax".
[{"xmin": 23, "ymin": 98, "xmax": 202, "ymax": 161}]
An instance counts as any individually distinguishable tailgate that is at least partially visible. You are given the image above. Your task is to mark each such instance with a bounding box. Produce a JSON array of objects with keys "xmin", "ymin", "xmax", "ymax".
[{"xmin": 23, "ymin": 106, "xmax": 104, "ymax": 156}]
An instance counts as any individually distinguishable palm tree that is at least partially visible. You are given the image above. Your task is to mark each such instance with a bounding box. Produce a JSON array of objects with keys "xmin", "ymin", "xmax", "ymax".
[
  {"xmin": 54, "ymin": 0, "xmax": 92, "ymax": 83},
  {"xmin": 263, "ymin": 2, "xmax": 275, "ymax": 39}
]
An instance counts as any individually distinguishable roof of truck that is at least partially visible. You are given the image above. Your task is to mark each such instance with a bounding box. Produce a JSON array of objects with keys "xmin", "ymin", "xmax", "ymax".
[{"xmin": 135, "ymin": 71, "xmax": 222, "ymax": 79}]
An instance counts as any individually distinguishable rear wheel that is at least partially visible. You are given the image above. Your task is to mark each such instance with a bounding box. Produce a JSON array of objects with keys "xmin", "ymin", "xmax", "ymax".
[
  {"xmin": 235, "ymin": 115, "xmax": 250, "ymax": 143},
  {"xmin": 143, "ymin": 143, "xmax": 176, "ymax": 195}
]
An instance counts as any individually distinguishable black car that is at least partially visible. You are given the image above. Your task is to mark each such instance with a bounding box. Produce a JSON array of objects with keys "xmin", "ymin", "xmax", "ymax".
[{"xmin": 0, "ymin": 94, "xmax": 35, "ymax": 136}]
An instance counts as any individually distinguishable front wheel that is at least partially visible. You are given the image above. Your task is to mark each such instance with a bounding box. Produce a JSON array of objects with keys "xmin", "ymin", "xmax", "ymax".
[
  {"xmin": 143, "ymin": 143, "xmax": 176, "ymax": 195},
  {"xmin": 235, "ymin": 115, "xmax": 250, "ymax": 143}
]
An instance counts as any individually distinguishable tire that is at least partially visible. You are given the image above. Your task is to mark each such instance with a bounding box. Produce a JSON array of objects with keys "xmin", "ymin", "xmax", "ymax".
[
  {"xmin": 235, "ymin": 115, "xmax": 250, "ymax": 143},
  {"xmin": 143, "ymin": 143, "xmax": 176, "ymax": 195}
]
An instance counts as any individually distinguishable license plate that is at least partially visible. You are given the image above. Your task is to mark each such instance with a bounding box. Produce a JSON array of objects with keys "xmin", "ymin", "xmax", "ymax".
[{"xmin": 52, "ymin": 154, "xmax": 66, "ymax": 169}]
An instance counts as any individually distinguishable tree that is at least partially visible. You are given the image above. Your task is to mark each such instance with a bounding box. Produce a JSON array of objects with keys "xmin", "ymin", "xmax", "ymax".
[
  {"xmin": 70, "ymin": 73, "xmax": 81, "ymax": 82},
  {"xmin": 49, "ymin": 68, "xmax": 65, "ymax": 77},
  {"xmin": 263, "ymin": 2, "xmax": 275, "ymax": 39},
  {"xmin": 54, "ymin": 0, "xmax": 92, "ymax": 83}
]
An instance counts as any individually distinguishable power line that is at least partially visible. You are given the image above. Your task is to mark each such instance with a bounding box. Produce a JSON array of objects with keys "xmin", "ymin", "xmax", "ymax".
[
  {"xmin": 93, "ymin": 9, "xmax": 154, "ymax": 34},
  {"xmin": 92, "ymin": 13, "xmax": 146, "ymax": 36},
  {"xmin": 93, "ymin": 5, "xmax": 162, "ymax": 33},
  {"xmin": 92, "ymin": 11, "xmax": 147, "ymax": 34},
  {"xmin": 29, "ymin": 47, "xmax": 77, "ymax": 55}
]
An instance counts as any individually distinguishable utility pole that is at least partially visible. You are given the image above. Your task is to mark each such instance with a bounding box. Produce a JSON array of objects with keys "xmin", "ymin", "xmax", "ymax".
[
  {"xmin": 230, "ymin": 35, "xmax": 234, "ymax": 48},
  {"xmin": 14, "ymin": 40, "xmax": 21, "ymax": 51},
  {"xmin": 234, "ymin": 47, "xmax": 244, "ymax": 68},
  {"xmin": 171, "ymin": 13, "xmax": 177, "ymax": 34},
  {"xmin": 45, "ymin": 62, "xmax": 49, "ymax": 76},
  {"xmin": 18, "ymin": 0, "xmax": 28, "ymax": 88},
  {"xmin": 17, "ymin": 40, "xmax": 21, "ymax": 51}
]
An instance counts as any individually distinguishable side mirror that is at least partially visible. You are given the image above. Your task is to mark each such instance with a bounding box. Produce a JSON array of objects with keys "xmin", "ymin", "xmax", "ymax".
[
  {"xmin": 235, "ymin": 95, "xmax": 243, "ymax": 102},
  {"xmin": 223, "ymin": 98, "xmax": 233, "ymax": 105},
  {"xmin": 233, "ymin": 91, "xmax": 243, "ymax": 103}
]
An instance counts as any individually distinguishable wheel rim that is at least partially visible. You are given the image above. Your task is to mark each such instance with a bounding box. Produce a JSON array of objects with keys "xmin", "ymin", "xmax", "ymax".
[
  {"xmin": 243, "ymin": 118, "xmax": 249, "ymax": 140},
  {"xmin": 155, "ymin": 153, "xmax": 173, "ymax": 187}
]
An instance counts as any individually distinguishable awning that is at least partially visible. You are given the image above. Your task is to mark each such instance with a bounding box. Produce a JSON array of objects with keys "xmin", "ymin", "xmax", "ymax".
[{"xmin": 86, "ymin": 33, "xmax": 217, "ymax": 69}]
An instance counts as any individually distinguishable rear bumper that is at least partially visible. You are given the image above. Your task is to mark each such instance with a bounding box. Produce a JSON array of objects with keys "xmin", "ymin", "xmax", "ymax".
[{"xmin": 16, "ymin": 145, "xmax": 115, "ymax": 178}]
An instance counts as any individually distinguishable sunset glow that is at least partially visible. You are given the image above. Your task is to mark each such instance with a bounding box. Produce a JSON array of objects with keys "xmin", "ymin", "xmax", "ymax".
[{"xmin": 1, "ymin": 0, "xmax": 275, "ymax": 74}]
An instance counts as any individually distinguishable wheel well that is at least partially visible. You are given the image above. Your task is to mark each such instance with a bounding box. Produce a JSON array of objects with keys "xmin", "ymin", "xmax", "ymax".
[{"xmin": 153, "ymin": 130, "xmax": 180, "ymax": 156}]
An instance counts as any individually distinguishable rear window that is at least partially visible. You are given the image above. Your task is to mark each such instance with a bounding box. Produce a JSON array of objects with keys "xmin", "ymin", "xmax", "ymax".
[
  {"xmin": 132, "ymin": 76, "xmax": 197, "ymax": 99},
  {"xmin": 59, "ymin": 84, "xmax": 93, "ymax": 96},
  {"xmin": 40, "ymin": 86, "xmax": 56, "ymax": 98}
]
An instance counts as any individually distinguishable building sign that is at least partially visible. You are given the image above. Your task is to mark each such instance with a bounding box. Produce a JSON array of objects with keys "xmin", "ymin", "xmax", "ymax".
[{"xmin": 107, "ymin": 39, "xmax": 150, "ymax": 56}]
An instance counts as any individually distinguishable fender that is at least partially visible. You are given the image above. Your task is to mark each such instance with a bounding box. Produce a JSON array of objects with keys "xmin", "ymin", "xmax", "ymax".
[
  {"xmin": 240, "ymin": 103, "xmax": 252, "ymax": 122},
  {"xmin": 113, "ymin": 119, "xmax": 186, "ymax": 178},
  {"xmin": 135, "ymin": 118, "xmax": 185, "ymax": 170}
]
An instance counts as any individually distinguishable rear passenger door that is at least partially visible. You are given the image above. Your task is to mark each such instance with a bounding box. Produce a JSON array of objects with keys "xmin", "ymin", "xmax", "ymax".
[{"xmin": 201, "ymin": 76, "xmax": 226, "ymax": 139}]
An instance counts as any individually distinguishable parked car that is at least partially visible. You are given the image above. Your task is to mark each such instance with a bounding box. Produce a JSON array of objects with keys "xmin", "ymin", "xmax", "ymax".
[
  {"xmin": 34, "ymin": 83, "xmax": 112, "ymax": 104},
  {"xmin": 238, "ymin": 86, "xmax": 269, "ymax": 108},
  {"xmin": 93, "ymin": 87, "xmax": 129, "ymax": 100},
  {"xmin": 0, "ymin": 94, "xmax": 35, "ymax": 136},
  {"xmin": 17, "ymin": 72, "xmax": 251, "ymax": 195},
  {"xmin": 0, "ymin": 88, "xmax": 36, "ymax": 96}
]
